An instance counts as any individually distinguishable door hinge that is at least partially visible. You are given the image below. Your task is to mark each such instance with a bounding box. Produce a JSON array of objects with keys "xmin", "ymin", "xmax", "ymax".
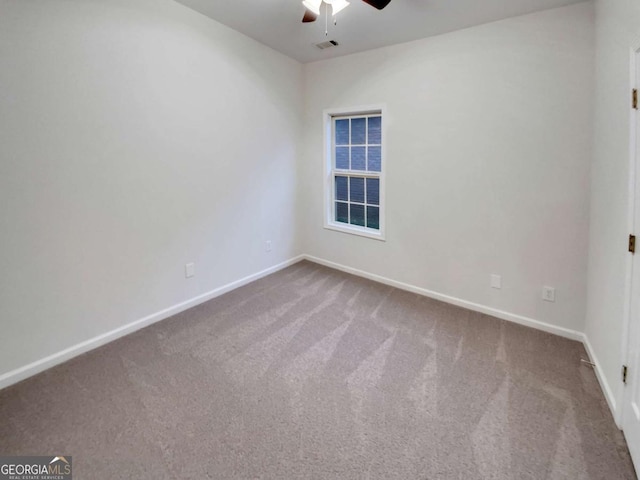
[
  {"xmin": 630, "ymin": 234, "xmax": 636, "ymax": 254},
  {"xmin": 634, "ymin": 89, "xmax": 638, "ymax": 110},
  {"xmin": 623, "ymin": 365, "xmax": 628, "ymax": 384}
]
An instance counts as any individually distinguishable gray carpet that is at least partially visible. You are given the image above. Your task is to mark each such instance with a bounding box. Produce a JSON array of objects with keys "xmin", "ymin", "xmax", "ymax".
[{"xmin": 0, "ymin": 261, "xmax": 636, "ymax": 479}]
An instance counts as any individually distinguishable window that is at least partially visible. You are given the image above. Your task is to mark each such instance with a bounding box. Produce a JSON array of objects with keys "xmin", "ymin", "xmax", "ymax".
[{"xmin": 324, "ymin": 107, "xmax": 385, "ymax": 240}]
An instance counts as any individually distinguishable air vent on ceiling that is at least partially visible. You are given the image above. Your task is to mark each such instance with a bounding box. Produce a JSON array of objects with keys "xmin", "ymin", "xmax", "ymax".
[{"xmin": 316, "ymin": 40, "xmax": 339, "ymax": 50}]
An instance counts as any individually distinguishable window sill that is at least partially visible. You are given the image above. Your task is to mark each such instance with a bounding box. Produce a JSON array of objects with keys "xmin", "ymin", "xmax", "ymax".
[{"xmin": 324, "ymin": 222, "xmax": 386, "ymax": 241}]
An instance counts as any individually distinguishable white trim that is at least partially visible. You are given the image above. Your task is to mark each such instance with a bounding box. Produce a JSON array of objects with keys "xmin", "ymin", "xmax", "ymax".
[
  {"xmin": 324, "ymin": 222, "xmax": 385, "ymax": 241},
  {"xmin": 302, "ymin": 254, "xmax": 583, "ymax": 341},
  {"xmin": 323, "ymin": 105, "xmax": 387, "ymax": 241},
  {"xmin": 0, "ymin": 255, "xmax": 305, "ymax": 391},
  {"xmin": 0, "ymin": 250, "xmax": 613, "ymax": 425},
  {"xmin": 301, "ymin": 255, "xmax": 621, "ymax": 415},
  {"xmin": 583, "ymin": 332, "xmax": 619, "ymax": 424},
  {"xmin": 621, "ymin": 46, "xmax": 640, "ymax": 428},
  {"xmin": 300, "ymin": 254, "xmax": 618, "ymax": 425}
]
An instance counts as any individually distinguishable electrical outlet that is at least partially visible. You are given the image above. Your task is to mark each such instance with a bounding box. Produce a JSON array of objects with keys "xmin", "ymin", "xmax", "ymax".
[
  {"xmin": 490, "ymin": 274, "xmax": 501, "ymax": 289},
  {"xmin": 185, "ymin": 263, "xmax": 195, "ymax": 279},
  {"xmin": 265, "ymin": 240, "xmax": 272, "ymax": 253},
  {"xmin": 542, "ymin": 286, "xmax": 555, "ymax": 302}
]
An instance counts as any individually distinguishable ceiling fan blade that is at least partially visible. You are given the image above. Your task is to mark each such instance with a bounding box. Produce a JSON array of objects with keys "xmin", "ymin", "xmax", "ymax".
[
  {"xmin": 362, "ymin": 0, "xmax": 392, "ymax": 10},
  {"xmin": 302, "ymin": 8, "xmax": 318, "ymax": 23}
]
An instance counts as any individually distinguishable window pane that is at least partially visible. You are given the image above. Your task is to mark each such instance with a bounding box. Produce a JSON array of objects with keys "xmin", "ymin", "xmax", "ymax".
[
  {"xmin": 336, "ymin": 147, "xmax": 349, "ymax": 169},
  {"xmin": 368, "ymin": 146, "xmax": 381, "ymax": 172},
  {"xmin": 335, "ymin": 176, "xmax": 348, "ymax": 201},
  {"xmin": 366, "ymin": 178, "xmax": 379, "ymax": 205},
  {"xmin": 367, "ymin": 206, "xmax": 380, "ymax": 230},
  {"xmin": 330, "ymin": 113, "xmax": 383, "ymax": 236},
  {"xmin": 350, "ymin": 177, "xmax": 365, "ymax": 203},
  {"xmin": 351, "ymin": 146, "xmax": 366, "ymax": 170},
  {"xmin": 336, "ymin": 202, "xmax": 349, "ymax": 224},
  {"xmin": 350, "ymin": 204, "xmax": 365, "ymax": 227},
  {"xmin": 368, "ymin": 116, "xmax": 381, "ymax": 144},
  {"xmin": 336, "ymin": 119, "xmax": 349, "ymax": 145},
  {"xmin": 351, "ymin": 118, "xmax": 366, "ymax": 144}
]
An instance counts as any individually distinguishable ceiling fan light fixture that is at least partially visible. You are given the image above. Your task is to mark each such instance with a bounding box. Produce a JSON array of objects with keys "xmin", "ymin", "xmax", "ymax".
[
  {"xmin": 302, "ymin": 0, "xmax": 386, "ymax": 25},
  {"xmin": 302, "ymin": 0, "xmax": 322, "ymax": 15},
  {"xmin": 331, "ymin": 0, "xmax": 350, "ymax": 16}
]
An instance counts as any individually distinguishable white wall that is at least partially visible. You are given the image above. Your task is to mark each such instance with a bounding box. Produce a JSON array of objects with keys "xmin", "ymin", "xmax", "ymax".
[
  {"xmin": 300, "ymin": 3, "xmax": 595, "ymax": 334},
  {"xmin": 0, "ymin": 0, "xmax": 598, "ymax": 389},
  {"xmin": 0, "ymin": 0, "xmax": 302, "ymax": 379},
  {"xmin": 585, "ymin": 0, "xmax": 640, "ymax": 420}
]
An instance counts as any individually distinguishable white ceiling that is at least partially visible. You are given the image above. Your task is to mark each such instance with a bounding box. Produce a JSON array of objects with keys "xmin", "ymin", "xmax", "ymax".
[{"xmin": 173, "ymin": 0, "xmax": 586, "ymax": 63}]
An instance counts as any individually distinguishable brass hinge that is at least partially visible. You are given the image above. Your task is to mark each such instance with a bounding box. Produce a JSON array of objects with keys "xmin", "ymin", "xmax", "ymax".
[
  {"xmin": 623, "ymin": 365, "xmax": 628, "ymax": 384},
  {"xmin": 634, "ymin": 89, "xmax": 638, "ymax": 110},
  {"xmin": 630, "ymin": 234, "xmax": 636, "ymax": 254}
]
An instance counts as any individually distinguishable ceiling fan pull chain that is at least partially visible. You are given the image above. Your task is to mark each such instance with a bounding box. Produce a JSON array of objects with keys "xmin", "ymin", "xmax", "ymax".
[{"xmin": 325, "ymin": 2, "xmax": 328, "ymax": 36}]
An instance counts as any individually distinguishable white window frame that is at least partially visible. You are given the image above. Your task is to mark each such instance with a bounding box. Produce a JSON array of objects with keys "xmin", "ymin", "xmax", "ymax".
[{"xmin": 323, "ymin": 105, "xmax": 386, "ymax": 241}]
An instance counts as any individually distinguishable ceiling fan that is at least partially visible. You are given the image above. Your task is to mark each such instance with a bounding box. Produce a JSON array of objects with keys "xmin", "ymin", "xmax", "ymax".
[{"xmin": 302, "ymin": 0, "xmax": 393, "ymax": 23}]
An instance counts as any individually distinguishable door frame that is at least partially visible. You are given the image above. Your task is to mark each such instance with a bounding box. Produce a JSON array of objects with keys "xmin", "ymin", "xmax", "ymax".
[{"xmin": 620, "ymin": 46, "xmax": 640, "ymax": 428}]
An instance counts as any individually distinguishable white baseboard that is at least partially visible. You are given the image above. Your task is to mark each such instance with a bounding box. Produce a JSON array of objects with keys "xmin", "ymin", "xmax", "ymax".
[
  {"xmin": 2, "ymin": 252, "xmax": 614, "ymax": 428},
  {"xmin": 302, "ymin": 254, "xmax": 584, "ymax": 342},
  {"xmin": 302, "ymin": 255, "xmax": 625, "ymax": 422},
  {"xmin": 0, "ymin": 255, "xmax": 305, "ymax": 391},
  {"xmin": 302, "ymin": 255, "xmax": 622, "ymax": 428},
  {"xmin": 582, "ymin": 333, "xmax": 620, "ymax": 426}
]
